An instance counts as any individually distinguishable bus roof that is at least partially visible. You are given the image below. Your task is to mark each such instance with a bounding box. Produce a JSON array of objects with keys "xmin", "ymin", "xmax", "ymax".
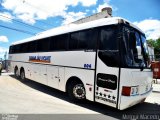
[{"xmin": 12, "ymin": 17, "xmax": 144, "ymax": 45}]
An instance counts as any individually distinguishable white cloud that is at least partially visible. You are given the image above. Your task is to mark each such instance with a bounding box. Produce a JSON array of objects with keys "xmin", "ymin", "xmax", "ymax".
[
  {"xmin": 97, "ymin": 3, "xmax": 112, "ymax": 12},
  {"xmin": 62, "ymin": 12, "xmax": 86, "ymax": 25},
  {"xmin": 2, "ymin": 0, "xmax": 97, "ymax": 24},
  {"xmin": 134, "ymin": 19, "xmax": 160, "ymax": 40},
  {"xmin": 0, "ymin": 47, "xmax": 8, "ymax": 53},
  {"xmin": 96, "ymin": 0, "xmax": 117, "ymax": 13},
  {"xmin": 0, "ymin": 36, "xmax": 9, "ymax": 43},
  {"xmin": 0, "ymin": 12, "xmax": 13, "ymax": 22}
]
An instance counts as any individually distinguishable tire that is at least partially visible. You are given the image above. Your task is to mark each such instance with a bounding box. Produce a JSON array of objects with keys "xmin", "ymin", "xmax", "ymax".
[
  {"xmin": 14, "ymin": 68, "xmax": 19, "ymax": 78},
  {"xmin": 20, "ymin": 69, "xmax": 26, "ymax": 82},
  {"xmin": 68, "ymin": 81, "xmax": 86, "ymax": 102}
]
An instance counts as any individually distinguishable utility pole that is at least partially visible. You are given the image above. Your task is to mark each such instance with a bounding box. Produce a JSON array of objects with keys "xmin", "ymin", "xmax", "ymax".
[{"xmin": 4, "ymin": 51, "xmax": 7, "ymax": 70}]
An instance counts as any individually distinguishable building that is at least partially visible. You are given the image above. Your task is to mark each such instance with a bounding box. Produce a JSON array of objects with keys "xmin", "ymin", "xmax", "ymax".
[{"xmin": 72, "ymin": 7, "xmax": 112, "ymax": 24}]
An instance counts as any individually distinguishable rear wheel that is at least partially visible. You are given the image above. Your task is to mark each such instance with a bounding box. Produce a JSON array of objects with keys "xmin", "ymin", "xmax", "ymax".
[
  {"xmin": 14, "ymin": 67, "xmax": 19, "ymax": 78},
  {"xmin": 68, "ymin": 81, "xmax": 86, "ymax": 101},
  {"xmin": 20, "ymin": 69, "xmax": 26, "ymax": 82}
]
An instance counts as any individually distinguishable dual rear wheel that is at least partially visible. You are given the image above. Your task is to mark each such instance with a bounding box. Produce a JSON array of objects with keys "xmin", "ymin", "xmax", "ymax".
[{"xmin": 14, "ymin": 67, "xmax": 26, "ymax": 82}]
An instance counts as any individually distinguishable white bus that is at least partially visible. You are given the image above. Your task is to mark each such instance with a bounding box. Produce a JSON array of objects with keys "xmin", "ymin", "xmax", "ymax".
[{"xmin": 8, "ymin": 17, "xmax": 153, "ymax": 110}]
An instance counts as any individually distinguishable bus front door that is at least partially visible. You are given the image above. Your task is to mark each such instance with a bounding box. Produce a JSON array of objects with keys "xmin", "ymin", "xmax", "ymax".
[{"xmin": 95, "ymin": 51, "xmax": 119, "ymax": 108}]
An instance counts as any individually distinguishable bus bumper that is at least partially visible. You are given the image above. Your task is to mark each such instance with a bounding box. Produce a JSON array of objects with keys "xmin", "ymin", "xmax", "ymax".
[{"xmin": 119, "ymin": 87, "xmax": 153, "ymax": 110}]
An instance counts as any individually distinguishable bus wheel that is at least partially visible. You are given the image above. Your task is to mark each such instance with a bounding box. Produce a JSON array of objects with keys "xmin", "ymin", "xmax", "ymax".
[
  {"xmin": 68, "ymin": 81, "xmax": 86, "ymax": 101},
  {"xmin": 20, "ymin": 69, "xmax": 26, "ymax": 82},
  {"xmin": 14, "ymin": 67, "xmax": 19, "ymax": 78}
]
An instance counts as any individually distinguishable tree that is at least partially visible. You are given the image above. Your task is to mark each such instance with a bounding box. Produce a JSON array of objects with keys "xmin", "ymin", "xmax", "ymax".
[
  {"xmin": 147, "ymin": 37, "xmax": 160, "ymax": 60},
  {"xmin": 147, "ymin": 39, "xmax": 156, "ymax": 47}
]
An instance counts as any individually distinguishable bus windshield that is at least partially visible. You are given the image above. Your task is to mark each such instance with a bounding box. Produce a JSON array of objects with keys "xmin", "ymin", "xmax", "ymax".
[{"xmin": 121, "ymin": 26, "xmax": 149, "ymax": 68}]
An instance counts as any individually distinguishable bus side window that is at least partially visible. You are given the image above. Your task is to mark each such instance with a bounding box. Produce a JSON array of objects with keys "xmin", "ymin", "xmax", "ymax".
[
  {"xmin": 37, "ymin": 38, "xmax": 50, "ymax": 52},
  {"xmin": 69, "ymin": 32, "xmax": 79, "ymax": 50},
  {"xmin": 79, "ymin": 29, "xmax": 97, "ymax": 50},
  {"xmin": 69, "ymin": 29, "xmax": 96, "ymax": 51},
  {"xmin": 9, "ymin": 46, "xmax": 13, "ymax": 54},
  {"xmin": 50, "ymin": 34, "xmax": 68, "ymax": 51},
  {"xmin": 20, "ymin": 43, "xmax": 28, "ymax": 53},
  {"xmin": 14, "ymin": 45, "xmax": 20, "ymax": 53},
  {"xmin": 27, "ymin": 41, "xmax": 37, "ymax": 53}
]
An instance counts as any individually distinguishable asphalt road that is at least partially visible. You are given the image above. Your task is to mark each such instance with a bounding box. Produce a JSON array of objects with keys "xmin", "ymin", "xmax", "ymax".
[{"xmin": 0, "ymin": 73, "xmax": 160, "ymax": 120}]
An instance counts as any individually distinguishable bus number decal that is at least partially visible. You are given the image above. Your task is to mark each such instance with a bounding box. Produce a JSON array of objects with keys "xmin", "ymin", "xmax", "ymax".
[{"xmin": 84, "ymin": 64, "xmax": 91, "ymax": 69}]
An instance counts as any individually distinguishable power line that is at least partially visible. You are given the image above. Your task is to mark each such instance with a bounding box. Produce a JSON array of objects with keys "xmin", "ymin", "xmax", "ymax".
[
  {"xmin": 0, "ymin": 24, "xmax": 36, "ymax": 35},
  {"xmin": 0, "ymin": 14, "xmax": 46, "ymax": 31}
]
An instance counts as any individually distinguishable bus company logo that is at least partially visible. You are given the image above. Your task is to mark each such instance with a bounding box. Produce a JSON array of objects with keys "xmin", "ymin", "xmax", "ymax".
[
  {"xmin": 98, "ymin": 78, "xmax": 116, "ymax": 84},
  {"xmin": 29, "ymin": 56, "xmax": 51, "ymax": 63}
]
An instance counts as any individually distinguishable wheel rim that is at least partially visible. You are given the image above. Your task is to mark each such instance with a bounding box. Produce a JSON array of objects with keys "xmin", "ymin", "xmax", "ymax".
[{"xmin": 73, "ymin": 84, "xmax": 85, "ymax": 99}]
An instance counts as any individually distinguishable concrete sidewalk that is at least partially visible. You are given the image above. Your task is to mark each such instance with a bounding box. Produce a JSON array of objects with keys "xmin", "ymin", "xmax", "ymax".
[{"xmin": 0, "ymin": 69, "xmax": 13, "ymax": 76}]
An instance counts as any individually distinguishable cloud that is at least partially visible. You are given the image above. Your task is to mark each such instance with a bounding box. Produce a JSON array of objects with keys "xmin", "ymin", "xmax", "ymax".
[
  {"xmin": 62, "ymin": 12, "xmax": 86, "ymax": 25},
  {"xmin": 2, "ymin": 0, "xmax": 97, "ymax": 24},
  {"xmin": 0, "ymin": 12, "xmax": 13, "ymax": 22},
  {"xmin": 96, "ymin": 0, "xmax": 117, "ymax": 13},
  {"xmin": 0, "ymin": 36, "xmax": 9, "ymax": 43},
  {"xmin": 97, "ymin": 3, "xmax": 111, "ymax": 12},
  {"xmin": 133, "ymin": 19, "xmax": 160, "ymax": 40}
]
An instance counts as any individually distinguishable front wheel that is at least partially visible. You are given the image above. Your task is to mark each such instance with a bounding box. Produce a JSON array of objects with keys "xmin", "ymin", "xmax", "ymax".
[{"xmin": 68, "ymin": 81, "xmax": 86, "ymax": 102}]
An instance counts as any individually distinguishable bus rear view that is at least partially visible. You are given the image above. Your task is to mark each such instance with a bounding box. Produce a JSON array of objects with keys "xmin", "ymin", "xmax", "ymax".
[{"xmin": 95, "ymin": 19, "xmax": 153, "ymax": 110}]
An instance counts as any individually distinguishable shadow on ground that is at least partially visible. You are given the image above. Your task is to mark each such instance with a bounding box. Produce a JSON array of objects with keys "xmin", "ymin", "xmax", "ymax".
[{"xmin": 10, "ymin": 75, "xmax": 160, "ymax": 119}]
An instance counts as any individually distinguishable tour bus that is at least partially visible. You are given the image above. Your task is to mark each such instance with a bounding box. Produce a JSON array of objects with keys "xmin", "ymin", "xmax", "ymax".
[{"xmin": 8, "ymin": 17, "xmax": 153, "ymax": 110}]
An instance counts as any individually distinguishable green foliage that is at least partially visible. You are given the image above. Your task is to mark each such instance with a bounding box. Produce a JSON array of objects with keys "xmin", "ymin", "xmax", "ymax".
[
  {"xmin": 147, "ymin": 38, "xmax": 160, "ymax": 59},
  {"xmin": 147, "ymin": 39, "xmax": 156, "ymax": 47}
]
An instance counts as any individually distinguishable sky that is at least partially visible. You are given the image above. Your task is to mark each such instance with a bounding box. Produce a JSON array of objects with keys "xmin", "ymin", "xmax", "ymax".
[{"xmin": 0, "ymin": 0, "xmax": 160, "ymax": 59}]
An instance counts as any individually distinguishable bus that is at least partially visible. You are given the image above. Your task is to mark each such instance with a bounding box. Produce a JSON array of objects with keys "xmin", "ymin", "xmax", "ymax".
[{"xmin": 8, "ymin": 17, "xmax": 153, "ymax": 110}]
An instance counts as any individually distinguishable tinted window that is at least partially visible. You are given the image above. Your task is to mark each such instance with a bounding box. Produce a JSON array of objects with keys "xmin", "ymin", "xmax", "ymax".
[
  {"xmin": 37, "ymin": 38, "xmax": 50, "ymax": 52},
  {"xmin": 99, "ymin": 26, "xmax": 118, "ymax": 50},
  {"xmin": 69, "ymin": 29, "xmax": 97, "ymax": 50},
  {"xmin": 98, "ymin": 25, "xmax": 120, "ymax": 67},
  {"xmin": 20, "ymin": 43, "xmax": 28, "ymax": 53},
  {"xmin": 69, "ymin": 32, "xmax": 79, "ymax": 50},
  {"xmin": 79, "ymin": 29, "xmax": 96, "ymax": 50},
  {"xmin": 14, "ymin": 44, "xmax": 20, "ymax": 53},
  {"xmin": 50, "ymin": 34, "xmax": 68, "ymax": 51},
  {"xmin": 9, "ymin": 46, "xmax": 13, "ymax": 54},
  {"xmin": 28, "ymin": 41, "xmax": 37, "ymax": 52}
]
